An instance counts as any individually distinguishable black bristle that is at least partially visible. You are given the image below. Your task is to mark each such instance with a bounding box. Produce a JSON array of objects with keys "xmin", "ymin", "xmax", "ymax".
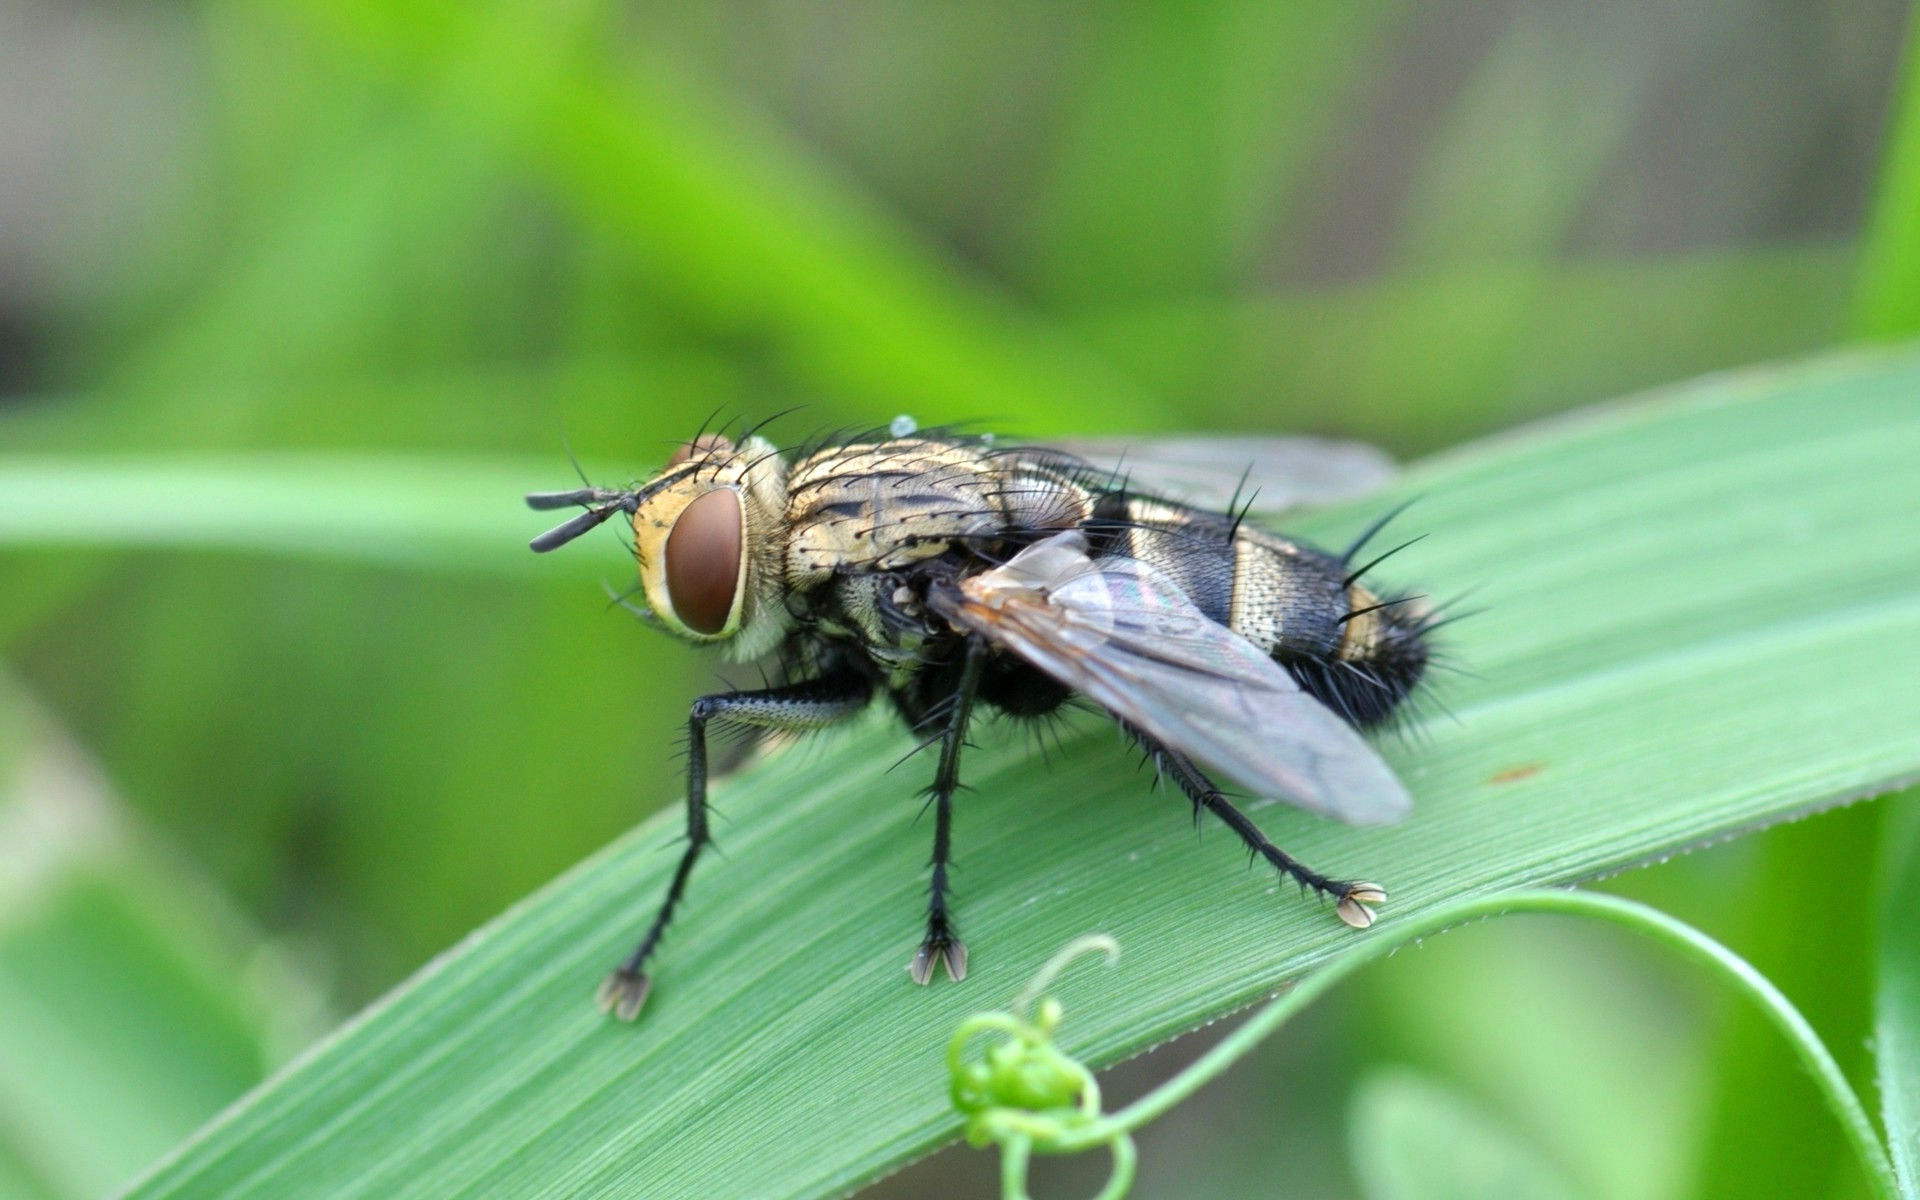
[
  {"xmin": 1339, "ymin": 495, "xmax": 1422, "ymax": 565},
  {"xmin": 1337, "ymin": 593, "xmax": 1427, "ymax": 625},
  {"xmin": 1283, "ymin": 596, "xmax": 1435, "ymax": 731},
  {"xmin": 1342, "ymin": 533, "xmax": 1429, "ymax": 589}
]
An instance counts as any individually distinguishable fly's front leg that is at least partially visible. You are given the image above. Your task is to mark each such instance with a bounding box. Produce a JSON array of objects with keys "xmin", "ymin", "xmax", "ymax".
[
  {"xmin": 599, "ymin": 674, "xmax": 872, "ymax": 1021},
  {"xmin": 909, "ymin": 637, "xmax": 987, "ymax": 985},
  {"xmin": 1148, "ymin": 740, "xmax": 1387, "ymax": 930}
]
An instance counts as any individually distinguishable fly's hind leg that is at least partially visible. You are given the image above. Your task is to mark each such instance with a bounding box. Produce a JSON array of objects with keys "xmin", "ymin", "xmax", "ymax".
[
  {"xmin": 599, "ymin": 673, "xmax": 872, "ymax": 1021},
  {"xmin": 909, "ymin": 638, "xmax": 988, "ymax": 985},
  {"xmin": 1149, "ymin": 742, "xmax": 1386, "ymax": 930}
]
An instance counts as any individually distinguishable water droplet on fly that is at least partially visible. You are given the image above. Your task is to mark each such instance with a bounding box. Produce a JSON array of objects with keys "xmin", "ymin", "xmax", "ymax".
[{"xmin": 890, "ymin": 414, "xmax": 918, "ymax": 437}]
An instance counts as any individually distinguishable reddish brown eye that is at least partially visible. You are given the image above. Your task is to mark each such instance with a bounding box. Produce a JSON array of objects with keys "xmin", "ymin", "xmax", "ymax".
[
  {"xmin": 668, "ymin": 434, "xmax": 734, "ymax": 466},
  {"xmin": 664, "ymin": 489, "xmax": 743, "ymax": 634}
]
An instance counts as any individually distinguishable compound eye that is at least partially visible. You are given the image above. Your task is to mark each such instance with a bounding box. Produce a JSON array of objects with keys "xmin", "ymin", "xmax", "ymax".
[
  {"xmin": 664, "ymin": 489, "xmax": 743, "ymax": 635},
  {"xmin": 669, "ymin": 433, "xmax": 734, "ymax": 466}
]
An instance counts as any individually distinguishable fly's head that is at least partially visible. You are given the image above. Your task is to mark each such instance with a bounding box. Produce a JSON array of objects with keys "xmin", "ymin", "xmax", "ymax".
[
  {"xmin": 631, "ymin": 434, "xmax": 793, "ymax": 659},
  {"xmin": 528, "ymin": 433, "xmax": 793, "ymax": 661}
]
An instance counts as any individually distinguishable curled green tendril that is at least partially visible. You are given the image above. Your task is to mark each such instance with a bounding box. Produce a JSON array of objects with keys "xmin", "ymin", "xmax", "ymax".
[
  {"xmin": 946, "ymin": 935, "xmax": 1133, "ymax": 1200},
  {"xmin": 946, "ymin": 893, "xmax": 1899, "ymax": 1200}
]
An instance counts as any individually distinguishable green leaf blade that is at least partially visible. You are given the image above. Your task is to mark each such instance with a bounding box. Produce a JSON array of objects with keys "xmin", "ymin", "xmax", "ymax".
[
  {"xmin": 0, "ymin": 454, "xmax": 616, "ymax": 578},
  {"xmin": 1349, "ymin": 1069, "xmax": 1579, "ymax": 1200},
  {"xmin": 1854, "ymin": 35, "xmax": 1920, "ymax": 340},
  {"xmin": 0, "ymin": 679, "xmax": 325, "ymax": 1200},
  {"xmin": 1880, "ymin": 803, "xmax": 1920, "ymax": 1199},
  {"xmin": 123, "ymin": 349, "xmax": 1920, "ymax": 1199}
]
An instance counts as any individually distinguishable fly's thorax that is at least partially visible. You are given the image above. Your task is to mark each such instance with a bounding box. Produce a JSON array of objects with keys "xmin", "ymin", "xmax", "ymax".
[
  {"xmin": 630, "ymin": 434, "xmax": 793, "ymax": 660},
  {"xmin": 784, "ymin": 438, "xmax": 1091, "ymax": 590},
  {"xmin": 816, "ymin": 573, "xmax": 942, "ymax": 686}
]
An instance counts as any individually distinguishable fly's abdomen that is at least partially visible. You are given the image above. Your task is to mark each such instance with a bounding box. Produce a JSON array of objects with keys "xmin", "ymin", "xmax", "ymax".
[
  {"xmin": 1090, "ymin": 495, "xmax": 1239, "ymax": 624},
  {"xmin": 1230, "ymin": 527, "xmax": 1430, "ymax": 729},
  {"xmin": 1092, "ymin": 495, "xmax": 1427, "ymax": 727},
  {"xmin": 1089, "ymin": 495, "xmax": 1430, "ymax": 728}
]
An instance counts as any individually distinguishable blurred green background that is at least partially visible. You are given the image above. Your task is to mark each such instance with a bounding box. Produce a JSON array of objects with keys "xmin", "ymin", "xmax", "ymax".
[{"xmin": 1, "ymin": 2, "xmax": 1915, "ymax": 1197}]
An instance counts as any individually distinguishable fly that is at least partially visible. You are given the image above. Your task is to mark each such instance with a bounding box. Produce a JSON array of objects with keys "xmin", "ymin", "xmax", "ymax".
[{"xmin": 527, "ymin": 422, "xmax": 1436, "ymax": 1020}]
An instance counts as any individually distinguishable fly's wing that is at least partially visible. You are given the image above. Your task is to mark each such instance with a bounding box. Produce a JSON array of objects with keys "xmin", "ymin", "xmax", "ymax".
[
  {"xmin": 1037, "ymin": 436, "xmax": 1395, "ymax": 516},
  {"xmin": 929, "ymin": 531, "xmax": 1410, "ymax": 825}
]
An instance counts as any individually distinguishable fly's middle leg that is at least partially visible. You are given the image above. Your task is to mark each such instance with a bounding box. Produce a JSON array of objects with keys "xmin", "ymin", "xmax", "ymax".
[
  {"xmin": 1150, "ymin": 742, "xmax": 1387, "ymax": 930},
  {"xmin": 910, "ymin": 637, "xmax": 988, "ymax": 985},
  {"xmin": 599, "ymin": 674, "xmax": 872, "ymax": 1021}
]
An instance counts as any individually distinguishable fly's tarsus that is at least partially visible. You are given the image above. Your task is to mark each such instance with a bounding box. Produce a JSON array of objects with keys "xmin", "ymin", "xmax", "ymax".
[
  {"xmin": 597, "ymin": 967, "xmax": 653, "ymax": 1023},
  {"xmin": 911, "ymin": 931, "xmax": 969, "ymax": 985},
  {"xmin": 1335, "ymin": 882, "xmax": 1388, "ymax": 929}
]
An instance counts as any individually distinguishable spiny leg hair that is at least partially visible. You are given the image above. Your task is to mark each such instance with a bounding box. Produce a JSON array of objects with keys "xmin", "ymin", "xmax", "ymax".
[
  {"xmin": 1147, "ymin": 739, "xmax": 1386, "ymax": 930},
  {"xmin": 599, "ymin": 674, "xmax": 872, "ymax": 1020},
  {"xmin": 909, "ymin": 637, "xmax": 988, "ymax": 985}
]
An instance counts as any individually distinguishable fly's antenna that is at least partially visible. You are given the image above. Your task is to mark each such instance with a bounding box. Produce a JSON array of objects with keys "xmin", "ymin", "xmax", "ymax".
[{"xmin": 526, "ymin": 488, "xmax": 640, "ymax": 552}]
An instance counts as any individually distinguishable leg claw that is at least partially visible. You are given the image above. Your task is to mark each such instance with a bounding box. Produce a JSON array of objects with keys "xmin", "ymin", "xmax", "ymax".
[
  {"xmin": 909, "ymin": 933, "xmax": 968, "ymax": 984},
  {"xmin": 1335, "ymin": 882, "xmax": 1388, "ymax": 929},
  {"xmin": 597, "ymin": 967, "xmax": 653, "ymax": 1021}
]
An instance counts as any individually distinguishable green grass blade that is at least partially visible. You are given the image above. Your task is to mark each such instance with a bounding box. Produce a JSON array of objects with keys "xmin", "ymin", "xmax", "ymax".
[
  {"xmin": 121, "ymin": 348, "xmax": 1920, "ymax": 1199},
  {"xmin": 0, "ymin": 454, "xmax": 613, "ymax": 578},
  {"xmin": 1018, "ymin": 2, "xmax": 1400, "ymax": 305},
  {"xmin": 1680, "ymin": 800, "xmax": 1880, "ymax": 1200},
  {"xmin": 1068, "ymin": 243, "xmax": 1853, "ymax": 451},
  {"xmin": 1392, "ymin": 7, "xmax": 1670, "ymax": 272},
  {"xmin": 1855, "ymin": 27, "xmax": 1920, "ymax": 339},
  {"xmin": 1879, "ymin": 801, "xmax": 1920, "ymax": 1198},
  {"xmin": 287, "ymin": 0, "xmax": 1158, "ymax": 432},
  {"xmin": 1348, "ymin": 1069, "xmax": 1583, "ymax": 1200},
  {"xmin": 0, "ymin": 677, "xmax": 326, "ymax": 1199}
]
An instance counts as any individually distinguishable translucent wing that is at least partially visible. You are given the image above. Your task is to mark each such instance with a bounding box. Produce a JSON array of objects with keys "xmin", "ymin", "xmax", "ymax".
[
  {"xmin": 930, "ymin": 531, "xmax": 1411, "ymax": 825},
  {"xmin": 1038, "ymin": 435, "xmax": 1395, "ymax": 515}
]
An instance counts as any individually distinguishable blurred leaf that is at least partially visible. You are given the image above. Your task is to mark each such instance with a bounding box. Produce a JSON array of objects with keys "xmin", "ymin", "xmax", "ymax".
[
  {"xmin": 1879, "ymin": 801, "xmax": 1920, "ymax": 1198},
  {"xmin": 0, "ymin": 1147, "xmax": 54, "ymax": 1200},
  {"xmin": 0, "ymin": 459, "xmax": 692, "ymax": 1005},
  {"xmin": 0, "ymin": 675, "xmax": 324, "ymax": 1200},
  {"xmin": 1855, "ymin": 28, "xmax": 1920, "ymax": 339},
  {"xmin": 1069, "ymin": 243, "xmax": 1852, "ymax": 452},
  {"xmin": 1683, "ymin": 801, "xmax": 1879, "ymax": 1200},
  {"xmin": 287, "ymin": 0, "xmax": 1160, "ymax": 433},
  {"xmin": 0, "ymin": 454, "xmax": 607, "ymax": 576},
  {"xmin": 1359, "ymin": 915, "xmax": 1704, "ymax": 1199},
  {"xmin": 109, "ymin": 348, "xmax": 1920, "ymax": 1199},
  {"xmin": 1349, "ymin": 1069, "xmax": 1578, "ymax": 1200},
  {"xmin": 1393, "ymin": 6, "xmax": 1685, "ymax": 270},
  {"xmin": 1018, "ymin": 2, "xmax": 1400, "ymax": 304},
  {"xmin": 112, "ymin": 0, "xmax": 616, "ymax": 402}
]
